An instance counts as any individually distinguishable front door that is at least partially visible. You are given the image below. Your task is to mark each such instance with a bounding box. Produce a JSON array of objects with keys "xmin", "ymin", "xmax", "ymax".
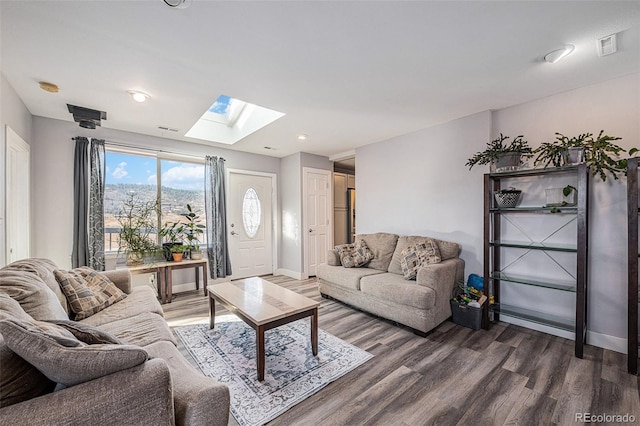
[
  {"xmin": 227, "ymin": 172, "xmax": 273, "ymax": 279},
  {"xmin": 303, "ymin": 168, "xmax": 331, "ymax": 277}
]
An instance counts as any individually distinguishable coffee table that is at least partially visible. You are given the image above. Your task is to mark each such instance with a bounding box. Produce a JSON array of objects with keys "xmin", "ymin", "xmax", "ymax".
[{"xmin": 208, "ymin": 277, "xmax": 320, "ymax": 381}]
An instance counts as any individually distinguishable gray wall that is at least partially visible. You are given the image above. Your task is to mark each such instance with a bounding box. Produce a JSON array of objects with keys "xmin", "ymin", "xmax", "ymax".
[
  {"xmin": 0, "ymin": 73, "xmax": 33, "ymax": 267},
  {"xmin": 356, "ymin": 73, "xmax": 640, "ymax": 351},
  {"xmin": 31, "ymin": 116, "xmax": 281, "ymax": 270}
]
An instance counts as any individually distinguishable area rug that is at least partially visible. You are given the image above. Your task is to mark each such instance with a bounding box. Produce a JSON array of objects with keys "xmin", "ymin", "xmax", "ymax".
[{"xmin": 174, "ymin": 319, "xmax": 373, "ymax": 426}]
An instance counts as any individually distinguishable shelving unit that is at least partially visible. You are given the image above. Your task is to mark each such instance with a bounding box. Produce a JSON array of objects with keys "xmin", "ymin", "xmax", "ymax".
[
  {"xmin": 627, "ymin": 158, "xmax": 638, "ymax": 374},
  {"xmin": 483, "ymin": 164, "xmax": 589, "ymax": 358}
]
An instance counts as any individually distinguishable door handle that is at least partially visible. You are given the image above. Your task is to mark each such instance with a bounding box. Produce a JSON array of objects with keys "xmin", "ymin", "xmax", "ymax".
[{"xmin": 309, "ymin": 228, "xmax": 314, "ymax": 233}]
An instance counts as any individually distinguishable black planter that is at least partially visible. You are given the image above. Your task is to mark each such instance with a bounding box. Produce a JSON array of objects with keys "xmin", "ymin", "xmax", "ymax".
[{"xmin": 162, "ymin": 242, "xmax": 179, "ymax": 261}]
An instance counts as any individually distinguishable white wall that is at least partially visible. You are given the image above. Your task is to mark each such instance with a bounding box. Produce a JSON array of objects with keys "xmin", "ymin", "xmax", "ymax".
[
  {"xmin": 356, "ymin": 110, "xmax": 492, "ymax": 275},
  {"xmin": 492, "ymin": 72, "xmax": 640, "ymax": 349},
  {"xmin": 0, "ymin": 73, "xmax": 33, "ymax": 266},
  {"xmin": 31, "ymin": 116, "xmax": 281, "ymax": 274}
]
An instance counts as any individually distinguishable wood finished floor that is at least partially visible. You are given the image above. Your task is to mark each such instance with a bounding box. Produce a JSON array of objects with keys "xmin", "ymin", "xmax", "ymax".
[{"xmin": 162, "ymin": 275, "xmax": 640, "ymax": 425}]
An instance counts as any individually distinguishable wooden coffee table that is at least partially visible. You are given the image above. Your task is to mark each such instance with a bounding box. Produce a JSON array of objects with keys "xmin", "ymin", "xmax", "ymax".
[{"xmin": 208, "ymin": 277, "xmax": 320, "ymax": 381}]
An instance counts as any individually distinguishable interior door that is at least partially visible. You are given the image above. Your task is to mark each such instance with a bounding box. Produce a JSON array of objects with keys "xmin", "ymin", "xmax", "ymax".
[
  {"xmin": 227, "ymin": 172, "xmax": 273, "ymax": 278},
  {"xmin": 304, "ymin": 168, "xmax": 331, "ymax": 277},
  {"xmin": 5, "ymin": 126, "xmax": 30, "ymax": 264}
]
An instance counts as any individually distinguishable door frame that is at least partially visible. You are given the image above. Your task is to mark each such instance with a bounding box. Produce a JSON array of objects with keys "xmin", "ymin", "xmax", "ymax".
[
  {"xmin": 4, "ymin": 126, "xmax": 31, "ymax": 265},
  {"xmin": 226, "ymin": 168, "xmax": 278, "ymax": 276},
  {"xmin": 302, "ymin": 167, "xmax": 333, "ymax": 279}
]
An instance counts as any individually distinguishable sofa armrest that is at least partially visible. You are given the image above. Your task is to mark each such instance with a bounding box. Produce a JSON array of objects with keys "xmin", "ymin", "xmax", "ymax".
[
  {"xmin": 416, "ymin": 258, "xmax": 464, "ymax": 300},
  {"xmin": 0, "ymin": 358, "xmax": 174, "ymax": 426},
  {"xmin": 101, "ymin": 269, "xmax": 132, "ymax": 294}
]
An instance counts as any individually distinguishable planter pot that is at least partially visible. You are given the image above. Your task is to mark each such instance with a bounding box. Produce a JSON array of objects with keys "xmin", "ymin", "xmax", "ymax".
[
  {"xmin": 126, "ymin": 251, "xmax": 144, "ymax": 266},
  {"xmin": 162, "ymin": 243, "xmax": 179, "ymax": 261},
  {"xmin": 495, "ymin": 152, "xmax": 521, "ymax": 172},
  {"xmin": 567, "ymin": 147, "xmax": 585, "ymax": 165},
  {"xmin": 545, "ymin": 187, "xmax": 577, "ymax": 207},
  {"xmin": 172, "ymin": 253, "xmax": 183, "ymax": 262},
  {"xmin": 190, "ymin": 251, "xmax": 203, "ymax": 260}
]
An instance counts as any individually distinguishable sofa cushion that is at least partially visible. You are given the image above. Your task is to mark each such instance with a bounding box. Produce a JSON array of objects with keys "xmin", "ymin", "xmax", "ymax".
[
  {"xmin": 79, "ymin": 286, "xmax": 164, "ymax": 327},
  {"xmin": 46, "ymin": 320, "xmax": 123, "ymax": 345},
  {"xmin": 359, "ymin": 273, "xmax": 436, "ymax": 309},
  {"xmin": 389, "ymin": 236, "xmax": 459, "ymax": 275},
  {"xmin": 54, "ymin": 267, "xmax": 127, "ymax": 321},
  {"xmin": 336, "ymin": 239, "xmax": 374, "ymax": 268},
  {"xmin": 0, "ymin": 270, "xmax": 69, "ymax": 321},
  {"xmin": 0, "ymin": 294, "xmax": 56, "ymax": 408},
  {"xmin": 97, "ymin": 312, "xmax": 178, "ymax": 346},
  {"xmin": 354, "ymin": 233, "xmax": 399, "ymax": 271},
  {"xmin": 1, "ymin": 258, "xmax": 69, "ymax": 314},
  {"xmin": 400, "ymin": 241, "xmax": 442, "ymax": 280},
  {"xmin": 0, "ymin": 318, "xmax": 149, "ymax": 387},
  {"xmin": 317, "ymin": 264, "xmax": 384, "ymax": 291}
]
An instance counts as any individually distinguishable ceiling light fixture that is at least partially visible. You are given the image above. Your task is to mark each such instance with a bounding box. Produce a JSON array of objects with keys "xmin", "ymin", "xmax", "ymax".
[
  {"xmin": 297, "ymin": 134, "xmax": 309, "ymax": 141},
  {"xmin": 163, "ymin": 0, "xmax": 192, "ymax": 9},
  {"xmin": 128, "ymin": 90, "xmax": 151, "ymax": 103},
  {"xmin": 544, "ymin": 44, "xmax": 575, "ymax": 64},
  {"xmin": 39, "ymin": 81, "xmax": 59, "ymax": 93}
]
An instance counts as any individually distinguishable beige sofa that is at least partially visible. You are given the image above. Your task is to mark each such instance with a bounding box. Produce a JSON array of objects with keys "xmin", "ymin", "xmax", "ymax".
[
  {"xmin": 317, "ymin": 233, "xmax": 465, "ymax": 336},
  {"xmin": 0, "ymin": 258, "xmax": 229, "ymax": 426}
]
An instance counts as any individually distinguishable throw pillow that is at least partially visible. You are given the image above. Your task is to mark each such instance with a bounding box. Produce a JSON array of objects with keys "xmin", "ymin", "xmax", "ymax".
[
  {"xmin": 0, "ymin": 318, "xmax": 148, "ymax": 387},
  {"xmin": 54, "ymin": 267, "xmax": 127, "ymax": 320},
  {"xmin": 400, "ymin": 241, "xmax": 442, "ymax": 280},
  {"xmin": 337, "ymin": 239, "xmax": 375, "ymax": 268},
  {"xmin": 45, "ymin": 320, "xmax": 123, "ymax": 345}
]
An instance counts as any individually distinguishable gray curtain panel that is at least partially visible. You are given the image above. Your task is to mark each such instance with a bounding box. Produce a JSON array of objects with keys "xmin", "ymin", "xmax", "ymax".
[
  {"xmin": 72, "ymin": 137, "xmax": 90, "ymax": 268},
  {"xmin": 204, "ymin": 156, "xmax": 232, "ymax": 279},
  {"xmin": 88, "ymin": 139, "xmax": 105, "ymax": 271}
]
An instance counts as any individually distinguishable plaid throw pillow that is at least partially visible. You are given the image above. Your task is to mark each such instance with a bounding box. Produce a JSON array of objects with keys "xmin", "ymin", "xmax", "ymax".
[
  {"xmin": 335, "ymin": 239, "xmax": 374, "ymax": 268},
  {"xmin": 400, "ymin": 241, "xmax": 442, "ymax": 280},
  {"xmin": 54, "ymin": 267, "xmax": 126, "ymax": 320}
]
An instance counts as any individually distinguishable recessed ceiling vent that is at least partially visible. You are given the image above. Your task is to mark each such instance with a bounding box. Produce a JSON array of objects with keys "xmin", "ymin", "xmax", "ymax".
[
  {"xmin": 67, "ymin": 104, "xmax": 107, "ymax": 129},
  {"xmin": 597, "ymin": 33, "xmax": 618, "ymax": 57}
]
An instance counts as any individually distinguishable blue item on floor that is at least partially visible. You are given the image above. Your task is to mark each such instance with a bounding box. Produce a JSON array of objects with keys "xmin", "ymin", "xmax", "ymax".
[{"xmin": 467, "ymin": 273, "xmax": 484, "ymax": 291}]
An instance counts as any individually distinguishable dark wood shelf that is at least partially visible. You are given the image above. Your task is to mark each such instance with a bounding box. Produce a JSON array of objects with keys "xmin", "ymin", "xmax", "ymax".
[{"xmin": 484, "ymin": 163, "xmax": 588, "ymax": 359}]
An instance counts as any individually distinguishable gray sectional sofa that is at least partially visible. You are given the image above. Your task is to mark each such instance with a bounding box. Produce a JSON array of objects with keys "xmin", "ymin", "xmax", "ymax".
[
  {"xmin": 0, "ymin": 258, "xmax": 229, "ymax": 426},
  {"xmin": 317, "ymin": 233, "xmax": 465, "ymax": 335}
]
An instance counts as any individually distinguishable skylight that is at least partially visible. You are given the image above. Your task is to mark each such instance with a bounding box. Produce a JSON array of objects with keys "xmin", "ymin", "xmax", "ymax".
[{"xmin": 185, "ymin": 95, "xmax": 285, "ymax": 145}]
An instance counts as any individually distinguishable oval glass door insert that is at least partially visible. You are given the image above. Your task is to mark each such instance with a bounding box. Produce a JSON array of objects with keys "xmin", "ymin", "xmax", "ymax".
[{"xmin": 242, "ymin": 187, "xmax": 261, "ymax": 238}]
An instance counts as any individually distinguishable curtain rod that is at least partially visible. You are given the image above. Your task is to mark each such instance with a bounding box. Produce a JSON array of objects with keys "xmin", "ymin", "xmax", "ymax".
[{"xmin": 70, "ymin": 137, "xmax": 222, "ymax": 161}]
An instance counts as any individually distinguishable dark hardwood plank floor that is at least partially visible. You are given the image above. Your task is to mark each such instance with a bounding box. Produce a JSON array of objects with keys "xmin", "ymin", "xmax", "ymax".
[{"xmin": 161, "ymin": 275, "xmax": 640, "ymax": 425}]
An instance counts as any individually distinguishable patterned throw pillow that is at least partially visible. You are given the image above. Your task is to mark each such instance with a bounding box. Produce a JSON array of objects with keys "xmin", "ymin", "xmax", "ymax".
[
  {"xmin": 54, "ymin": 267, "xmax": 127, "ymax": 320},
  {"xmin": 336, "ymin": 239, "xmax": 375, "ymax": 268},
  {"xmin": 400, "ymin": 241, "xmax": 442, "ymax": 280}
]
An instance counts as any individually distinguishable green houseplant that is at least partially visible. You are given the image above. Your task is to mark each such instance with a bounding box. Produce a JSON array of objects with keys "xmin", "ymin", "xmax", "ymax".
[
  {"xmin": 534, "ymin": 130, "xmax": 631, "ymax": 181},
  {"xmin": 117, "ymin": 193, "xmax": 161, "ymax": 265},
  {"xmin": 170, "ymin": 244, "xmax": 188, "ymax": 262},
  {"xmin": 181, "ymin": 204, "xmax": 205, "ymax": 259},
  {"xmin": 466, "ymin": 134, "xmax": 533, "ymax": 171}
]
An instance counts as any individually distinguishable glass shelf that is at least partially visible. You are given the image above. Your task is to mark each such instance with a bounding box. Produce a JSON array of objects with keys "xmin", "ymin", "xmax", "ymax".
[
  {"xmin": 490, "ymin": 303, "xmax": 575, "ymax": 332},
  {"xmin": 490, "ymin": 240, "xmax": 577, "ymax": 252},
  {"xmin": 490, "ymin": 206, "xmax": 578, "ymax": 214},
  {"xmin": 489, "ymin": 165, "xmax": 580, "ymax": 179},
  {"xmin": 489, "ymin": 272, "xmax": 576, "ymax": 292}
]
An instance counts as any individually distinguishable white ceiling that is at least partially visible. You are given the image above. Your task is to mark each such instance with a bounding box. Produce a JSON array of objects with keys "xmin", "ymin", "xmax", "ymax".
[{"xmin": 1, "ymin": 1, "xmax": 639, "ymax": 159}]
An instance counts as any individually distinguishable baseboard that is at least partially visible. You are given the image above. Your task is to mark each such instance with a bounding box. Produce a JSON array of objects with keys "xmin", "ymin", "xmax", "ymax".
[
  {"xmin": 500, "ymin": 316, "xmax": 628, "ymax": 354},
  {"xmin": 275, "ymin": 269, "xmax": 304, "ymax": 280}
]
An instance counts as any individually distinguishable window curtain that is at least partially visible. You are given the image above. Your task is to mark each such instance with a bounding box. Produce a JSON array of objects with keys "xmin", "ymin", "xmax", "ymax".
[
  {"xmin": 72, "ymin": 137, "xmax": 90, "ymax": 268},
  {"xmin": 204, "ymin": 156, "xmax": 232, "ymax": 279},
  {"xmin": 88, "ymin": 139, "xmax": 105, "ymax": 271},
  {"xmin": 72, "ymin": 137, "xmax": 106, "ymax": 270}
]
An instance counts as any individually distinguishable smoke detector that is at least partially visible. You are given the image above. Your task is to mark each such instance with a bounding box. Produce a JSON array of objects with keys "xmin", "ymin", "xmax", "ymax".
[{"xmin": 67, "ymin": 104, "xmax": 107, "ymax": 129}]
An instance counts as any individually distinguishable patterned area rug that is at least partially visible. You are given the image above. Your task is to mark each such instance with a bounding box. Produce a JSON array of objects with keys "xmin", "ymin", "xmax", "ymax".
[{"xmin": 174, "ymin": 319, "xmax": 373, "ymax": 426}]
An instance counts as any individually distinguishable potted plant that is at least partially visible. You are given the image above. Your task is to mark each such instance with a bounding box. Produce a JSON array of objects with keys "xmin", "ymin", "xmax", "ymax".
[
  {"xmin": 117, "ymin": 193, "xmax": 161, "ymax": 265},
  {"xmin": 159, "ymin": 221, "xmax": 185, "ymax": 261},
  {"xmin": 181, "ymin": 204, "xmax": 205, "ymax": 260},
  {"xmin": 466, "ymin": 134, "xmax": 533, "ymax": 171},
  {"xmin": 170, "ymin": 244, "xmax": 188, "ymax": 262},
  {"xmin": 534, "ymin": 130, "xmax": 630, "ymax": 181}
]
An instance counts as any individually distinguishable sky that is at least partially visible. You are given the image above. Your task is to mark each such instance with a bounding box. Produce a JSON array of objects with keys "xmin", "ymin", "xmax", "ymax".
[{"xmin": 105, "ymin": 152, "xmax": 204, "ymax": 191}]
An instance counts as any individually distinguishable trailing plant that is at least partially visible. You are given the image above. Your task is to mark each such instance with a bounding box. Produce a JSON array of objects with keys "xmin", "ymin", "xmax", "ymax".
[
  {"xmin": 534, "ymin": 132, "xmax": 590, "ymax": 168},
  {"xmin": 466, "ymin": 134, "xmax": 533, "ymax": 170},
  {"xmin": 117, "ymin": 193, "xmax": 161, "ymax": 265}
]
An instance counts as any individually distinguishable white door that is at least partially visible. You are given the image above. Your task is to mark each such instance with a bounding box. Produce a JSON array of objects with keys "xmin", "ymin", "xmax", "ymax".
[
  {"xmin": 5, "ymin": 126, "xmax": 30, "ymax": 264},
  {"xmin": 227, "ymin": 172, "xmax": 273, "ymax": 278},
  {"xmin": 304, "ymin": 168, "xmax": 331, "ymax": 277}
]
